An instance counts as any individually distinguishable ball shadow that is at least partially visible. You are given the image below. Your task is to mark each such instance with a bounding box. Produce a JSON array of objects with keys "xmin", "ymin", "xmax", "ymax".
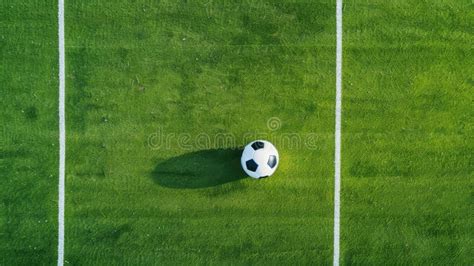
[{"xmin": 151, "ymin": 148, "xmax": 246, "ymax": 189}]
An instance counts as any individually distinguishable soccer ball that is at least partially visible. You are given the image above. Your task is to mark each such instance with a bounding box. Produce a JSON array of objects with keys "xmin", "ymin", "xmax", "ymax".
[{"xmin": 241, "ymin": 140, "xmax": 279, "ymax": 179}]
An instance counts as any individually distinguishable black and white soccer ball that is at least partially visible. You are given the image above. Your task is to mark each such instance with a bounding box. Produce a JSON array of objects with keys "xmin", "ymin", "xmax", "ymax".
[{"xmin": 241, "ymin": 140, "xmax": 279, "ymax": 179}]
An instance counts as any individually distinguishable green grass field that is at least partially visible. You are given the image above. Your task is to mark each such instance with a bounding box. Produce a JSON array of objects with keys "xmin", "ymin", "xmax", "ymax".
[
  {"xmin": 343, "ymin": 1, "xmax": 472, "ymax": 264},
  {"xmin": 1, "ymin": 0, "xmax": 472, "ymax": 265}
]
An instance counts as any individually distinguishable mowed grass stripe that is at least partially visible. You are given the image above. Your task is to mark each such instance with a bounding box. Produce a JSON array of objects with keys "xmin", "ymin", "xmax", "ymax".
[
  {"xmin": 0, "ymin": 1, "xmax": 58, "ymax": 264},
  {"xmin": 65, "ymin": 1, "xmax": 336, "ymax": 264},
  {"xmin": 342, "ymin": 1, "xmax": 473, "ymax": 264}
]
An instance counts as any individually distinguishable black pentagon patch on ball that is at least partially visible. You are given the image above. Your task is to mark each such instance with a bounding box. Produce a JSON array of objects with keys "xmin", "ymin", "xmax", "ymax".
[
  {"xmin": 267, "ymin": 155, "xmax": 277, "ymax": 168},
  {"xmin": 246, "ymin": 159, "xmax": 258, "ymax": 172},
  {"xmin": 251, "ymin": 141, "xmax": 264, "ymax": 150}
]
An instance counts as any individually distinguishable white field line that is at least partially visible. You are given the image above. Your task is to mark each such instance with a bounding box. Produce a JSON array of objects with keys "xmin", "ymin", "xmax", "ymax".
[
  {"xmin": 334, "ymin": 0, "xmax": 343, "ymax": 265},
  {"xmin": 58, "ymin": 0, "xmax": 66, "ymax": 265}
]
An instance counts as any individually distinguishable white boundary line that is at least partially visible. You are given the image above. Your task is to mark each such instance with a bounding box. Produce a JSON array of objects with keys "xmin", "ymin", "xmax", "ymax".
[
  {"xmin": 58, "ymin": 0, "xmax": 66, "ymax": 265},
  {"xmin": 334, "ymin": 0, "xmax": 343, "ymax": 265}
]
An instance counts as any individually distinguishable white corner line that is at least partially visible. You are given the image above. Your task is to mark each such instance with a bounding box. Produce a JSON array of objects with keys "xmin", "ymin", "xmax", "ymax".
[
  {"xmin": 58, "ymin": 0, "xmax": 66, "ymax": 265},
  {"xmin": 334, "ymin": 0, "xmax": 343, "ymax": 265}
]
